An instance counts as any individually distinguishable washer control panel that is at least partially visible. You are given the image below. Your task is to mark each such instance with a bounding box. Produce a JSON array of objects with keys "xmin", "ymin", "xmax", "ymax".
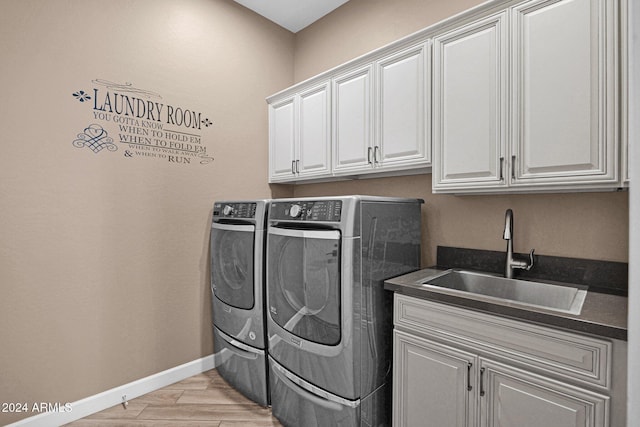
[
  {"xmin": 270, "ymin": 200, "xmax": 342, "ymax": 222},
  {"xmin": 213, "ymin": 202, "xmax": 257, "ymax": 219}
]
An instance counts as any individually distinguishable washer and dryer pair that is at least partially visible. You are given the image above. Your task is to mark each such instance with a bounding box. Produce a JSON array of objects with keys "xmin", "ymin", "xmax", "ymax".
[{"xmin": 210, "ymin": 196, "xmax": 423, "ymax": 426}]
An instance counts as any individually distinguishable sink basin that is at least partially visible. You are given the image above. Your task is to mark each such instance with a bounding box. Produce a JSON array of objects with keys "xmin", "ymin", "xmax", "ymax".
[{"xmin": 421, "ymin": 270, "xmax": 587, "ymax": 315}]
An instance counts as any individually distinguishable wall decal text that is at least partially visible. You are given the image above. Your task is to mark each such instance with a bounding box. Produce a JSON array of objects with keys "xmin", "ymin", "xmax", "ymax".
[{"xmin": 72, "ymin": 79, "xmax": 214, "ymax": 165}]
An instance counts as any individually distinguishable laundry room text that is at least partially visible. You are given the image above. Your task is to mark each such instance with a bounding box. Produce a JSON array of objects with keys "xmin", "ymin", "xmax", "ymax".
[{"xmin": 71, "ymin": 79, "xmax": 214, "ymax": 165}]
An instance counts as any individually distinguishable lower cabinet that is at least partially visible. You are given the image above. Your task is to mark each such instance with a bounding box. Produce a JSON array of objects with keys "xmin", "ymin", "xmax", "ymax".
[
  {"xmin": 394, "ymin": 331, "xmax": 607, "ymax": 427},
  {"xmin": 392, "ymin": 295, "xmax": 624, "ymax": 427},
  {"xmin": 393, "ymin": 331, "xmax": 475, "ymax": 427},
  {"xmin": 481, "ymin": 360, "xmax": 607, "ymax": 427}
]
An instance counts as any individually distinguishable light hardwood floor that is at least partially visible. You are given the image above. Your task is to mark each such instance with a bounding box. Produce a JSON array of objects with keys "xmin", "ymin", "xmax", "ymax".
[{"xmin": 65, "ymin": 369, "xmax": 283, "ymax": 426}]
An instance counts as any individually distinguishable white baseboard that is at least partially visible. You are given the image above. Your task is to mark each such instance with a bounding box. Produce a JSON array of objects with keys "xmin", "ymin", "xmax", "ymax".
[{"xmin": 7, "ymin": 354, "xmax": 216, "ymax": 427}]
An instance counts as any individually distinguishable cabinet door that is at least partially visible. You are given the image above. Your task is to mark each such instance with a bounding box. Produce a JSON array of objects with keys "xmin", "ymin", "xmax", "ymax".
[
  {"xmin": 432, "ymin": 13, "xmax": 508, "ymax": 193},
  {"xmin": 511, "ymin": 0, "xmax": 618, "ymax": 188},
  {"xmin": 621, "ymin": 0, "xmax": 629, "ymax": 187},
  {"xmin": 480, "ymin": 359, "xmax": 608, "ymax": 427},
  {"xmin": 332, "ymin": 65, "xmax": 374, "ymax": 174},
  {"xmin": 298, "ymin": 82, "xmax": 331, "ymax": 178},
  {"xmin": 269, "ymin": 97, "xmax": 296, "ymax": 182},
  {"xmin": 393, "ymin": 330, "xmax": 477, "ymax": 427},
  {"xmin": 377, "ymin": 42, "xmax": 430, "ymax": 170}
]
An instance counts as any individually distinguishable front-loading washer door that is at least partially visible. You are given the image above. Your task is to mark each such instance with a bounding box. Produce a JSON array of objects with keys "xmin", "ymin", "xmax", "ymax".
[
  {"xmin": 211, "ymin": 222, "xmax": 255, "ymax": 310},
  {"xmin": 267, "ymin": 227, "xmax": 341, "ymax": 346}
]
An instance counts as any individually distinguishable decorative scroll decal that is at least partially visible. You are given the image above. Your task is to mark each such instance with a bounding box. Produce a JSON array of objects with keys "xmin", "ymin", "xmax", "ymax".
[
  {"xmin": 91, "ymin": 79, "xmax": 162, "ymax": 100},
  {"xmin": 72, "ymin": 124, "xmax": 117, "ymax": 153},
  {"xmin": 71, "ymin": 79, "xmax": 214, "ymax": 165}
]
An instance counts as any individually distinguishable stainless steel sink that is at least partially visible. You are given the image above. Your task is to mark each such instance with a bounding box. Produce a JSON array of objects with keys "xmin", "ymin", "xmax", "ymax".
[{"xmin": 421, "ymin": 269, "xmax": 587, "ymax": 315}]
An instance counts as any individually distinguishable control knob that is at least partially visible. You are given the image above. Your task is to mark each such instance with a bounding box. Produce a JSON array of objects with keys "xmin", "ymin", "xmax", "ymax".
[
  {"xmin": 223, "ymin": 205, "xmax": 235, "ymax": 216},
  {"xmin": 289, "ymin": 204, "xmax": 302, "ymax": 218}
]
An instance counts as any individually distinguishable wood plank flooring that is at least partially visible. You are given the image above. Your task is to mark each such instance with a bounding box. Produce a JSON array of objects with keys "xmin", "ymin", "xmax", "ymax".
[{"xmin": 65, "ymin": 369, "xmax": 283, "ymax": 426}]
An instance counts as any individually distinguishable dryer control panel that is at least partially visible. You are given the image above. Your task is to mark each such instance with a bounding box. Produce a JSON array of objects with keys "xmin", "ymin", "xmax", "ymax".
[
  {"xmin": 270, "ymin": 200, "xmax": 342, "ymax": 222},
  {"xmin": 213, "ymin": 202, "xmax": 256, "ymax": 219}
]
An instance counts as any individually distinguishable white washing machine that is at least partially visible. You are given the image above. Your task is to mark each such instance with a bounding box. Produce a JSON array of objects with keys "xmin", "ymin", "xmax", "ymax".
[
  {"xmin": 266, "ymin": 196, "xmax": 423, "ymax": 426},
  {"xmin": 210, "ymin": 199, "xmax": 270, "ymax": 406}
]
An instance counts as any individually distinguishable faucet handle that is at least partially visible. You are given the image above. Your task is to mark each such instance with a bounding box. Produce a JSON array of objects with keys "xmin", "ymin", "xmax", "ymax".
[{"xmin": 525, "ymin": 249, "xmax": 535, "ymax": 271}]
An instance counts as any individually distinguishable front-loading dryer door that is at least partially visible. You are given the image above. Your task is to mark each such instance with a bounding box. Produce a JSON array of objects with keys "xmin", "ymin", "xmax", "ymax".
[
  {"xmin": 267, "ymin": 227, "xmax": 341, "ymax": 346},
  {"xmin": 211, "ymin": 222, "xmax": 255, "ymax": 310}
]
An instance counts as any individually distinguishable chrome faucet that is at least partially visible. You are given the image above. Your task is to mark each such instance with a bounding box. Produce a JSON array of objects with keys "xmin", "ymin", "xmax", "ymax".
[{"xmin": 503, "ymin": 209, "xmax": 535, "ymax": 278}]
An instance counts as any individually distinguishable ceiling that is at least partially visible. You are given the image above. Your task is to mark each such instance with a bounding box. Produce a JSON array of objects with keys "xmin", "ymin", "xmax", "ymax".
[{"xmin": 233, "ymin": 0, "xmax": 350, "ymax": 33}]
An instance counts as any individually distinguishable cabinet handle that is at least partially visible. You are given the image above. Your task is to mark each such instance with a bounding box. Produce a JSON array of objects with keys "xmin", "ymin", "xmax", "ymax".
[
  {"xmin": 480, "ymin": 367, "xmax": 486, "ymax": 397},
  {"xmin": 499, "ymin": 157, "xmax": 504, "ymax": 181},
  {"xmin": 291, "ymin": 160, "xmax": 296, "ymax": 175},
  {"xmin": 367, "ymin": 147, "xmax": 373, "ymax": 164},
  {"xmin": 296, "ymin": 160, "xmax": 300, "ymax": 174},
  {"xmin": 467, "ymin": 362, "xmax": 473, "ymax": 391},
  {"xmin": 511, "ymin": 155, "xmax": 516, "ymax": 180},
  {"xmin": 374, "ymin": 146, "xmax": 380, "ymax": 164}
]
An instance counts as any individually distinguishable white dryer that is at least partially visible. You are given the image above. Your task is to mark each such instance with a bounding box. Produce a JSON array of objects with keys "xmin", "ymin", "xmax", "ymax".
[{"xmin": 210, "ymin": 199, "xmax": 269, "ymax": 406}]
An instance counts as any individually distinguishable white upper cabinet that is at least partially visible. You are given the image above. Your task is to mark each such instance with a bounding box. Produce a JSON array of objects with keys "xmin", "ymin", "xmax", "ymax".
[
  {"xmin": 376, "ymin": 42, "xmax": 431, "ymax": 170},
  {"xmin": 269, "ymin": 97, "xmax": 297, "ymax": 181},
  {"xmin": 298, "ymin": 83, "xmax": 331, "ymax": 177},
  {"xmin": 268, "ymin": 81, "xmax": 331, "ymax": 183},
  {"xmin": 433, "ymin": 0, "xmax": 620, "ymax": 193},
  {"xmin": 433, "ymin": 13, "xmax": 508, "ymax": 192},
  {"xmin": 510, "ymin": 0, "xmax": 618, "ymax": 189},
  {"xmin": 332, "ymin": 64, "xmax": 375, "ymax": 174},
  {"xmin": 269, "ymin": 41, "xmax": 431, "ymax": 183},
  {"xmin": 268, "ymin": 0, "xmax": 625, "ymax": 189},
  {"xmin": 621, "ymin": 0, "xmax": 629, "ymax": 187},
  {"xmin": 333, "ymin": 42, "xmax": 431, "ymax": 176}
]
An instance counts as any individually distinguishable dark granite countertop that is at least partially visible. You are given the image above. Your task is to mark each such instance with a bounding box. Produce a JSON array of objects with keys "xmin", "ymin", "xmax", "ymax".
[{"xmin": 385, "ymin": 268, "xmax": 628, "ymax": 341}]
